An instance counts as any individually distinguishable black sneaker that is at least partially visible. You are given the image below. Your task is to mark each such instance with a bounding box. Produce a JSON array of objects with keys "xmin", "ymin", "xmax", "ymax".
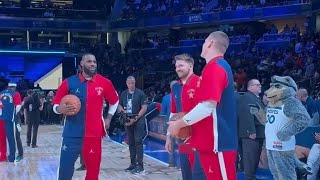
[
  {"xmin": 32, "ymin": 145, "xmax": 38, "ymax": 148},
  {"xmin": 125, "ymin": 164, "xmax": 136, "ymax": 172},
  {"xmin": 131, "ymin": 166, "xmax": 145, "ymax": 174},
  {"xmin": 76, "ymin": 165, "xmax": 86, "ymax": 171}
]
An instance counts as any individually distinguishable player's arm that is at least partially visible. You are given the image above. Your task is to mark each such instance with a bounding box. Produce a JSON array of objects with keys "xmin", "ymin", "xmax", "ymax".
[
  {"xmin": 52, "ymin": 80, "xmax": 69, "ymax": 114},
  {"xmin": 159, "ymin": 96, "xmax": 168, "ymax": 116},
  {"xmin": 182, "ymin": 65, "xmax": 227, "ymax": 125},
  {"xmin": 103, "ymin": 79, "xmax": 119, "ymax": 120},
  {"xmin": 13, "ymin": 91, "xmax": 22, "ymax": 114},
  {"xmin": 169, "ymin": 91, "xmax": 177, "ymax": 117},
  {"xmin": 166, "ymin": 92, "xmax": 178, "ymax": 136}
]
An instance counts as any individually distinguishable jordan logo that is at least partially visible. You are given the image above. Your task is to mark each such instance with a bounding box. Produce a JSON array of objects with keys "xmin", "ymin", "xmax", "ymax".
[
  {"xmin": 75, "ymin": 88, "xmax": 80, "ymax": 94},
  {"xmin": 89, "ymin": 149, "xmax": 94, "ymax": 154},
  {"xmin": 62, "ymin": 145, "xmax": 67, "ymax": 151},
  {"xmin": 197, "ymin": 77, "xmax": 202, "ymax": 87}
]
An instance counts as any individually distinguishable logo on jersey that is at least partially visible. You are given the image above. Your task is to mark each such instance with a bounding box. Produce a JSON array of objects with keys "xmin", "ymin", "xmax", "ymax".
[
  {"xmin": 197, "ymin": 76, "xmax": 202, "ymax": 88},
  {"xmin": 95, "ymin": 87, "xmax": 103, "ymax": 96},
  {"xmin": 187, "ymin": 89, "xmax": 195, "ymax": 99},
  {"xmin": 272, "ymin": 141, "xmax": 283, "ymax": 150},
  {"xmin": 266, "ymin": 109, "xmax": 278, "ymax": 124},
  {"xmin": 0, "ymin": 93, "xmax": 13, "ymax": 103}
]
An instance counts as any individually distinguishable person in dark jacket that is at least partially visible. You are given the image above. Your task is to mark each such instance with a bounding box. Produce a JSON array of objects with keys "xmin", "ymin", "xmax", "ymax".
[
  {"xmin": 24, "ymin": 89, "xmax": 44, "ymax": 148},
  {"xmin": 237, "ymin": 79, "xmax": 265, "ymax": 180}
]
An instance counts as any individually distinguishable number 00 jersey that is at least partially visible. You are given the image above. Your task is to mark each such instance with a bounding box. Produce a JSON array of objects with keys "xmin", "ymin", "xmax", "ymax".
[{"xmin": 265, "ymin": 105, "xmax": 295, "ymax": 151}]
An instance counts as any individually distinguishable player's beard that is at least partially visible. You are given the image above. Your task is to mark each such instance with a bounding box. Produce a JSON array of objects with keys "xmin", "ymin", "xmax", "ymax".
[
  {"xmin": 83, "ymin": 65, "xmax": 97, "ymax": 77},
  {"xmin": 177, "ymin": 69, "xmax": 190, "ymax": 80}
]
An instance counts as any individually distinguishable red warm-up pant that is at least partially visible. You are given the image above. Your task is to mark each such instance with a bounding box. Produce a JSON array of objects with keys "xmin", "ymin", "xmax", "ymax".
[
  {"xmin": 82, "ymin": 137, "xmax": 102, "ymax": 180},
  {"xmin": 0, "ymin": 120, "xmax": 6, "ymax": 161},
  {"xmin": 57, "ymin": 137, "xmax": 102, "ymax": 180},
  {"xmin": 187, "ymin": 150, "xmax": 237, "ymax": 180},
  {"xmin": 180, "ymin": 143, "xmax": 237, "ymax": 180}
]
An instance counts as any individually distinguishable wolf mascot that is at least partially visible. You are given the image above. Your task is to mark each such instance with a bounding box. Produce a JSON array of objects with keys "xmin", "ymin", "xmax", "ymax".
[{"xmin": 251, "ymin": 76, "xmax": 311, "ymax": 180}]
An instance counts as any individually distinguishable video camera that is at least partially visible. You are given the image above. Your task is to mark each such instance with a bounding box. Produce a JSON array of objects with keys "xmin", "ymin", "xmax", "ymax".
[
  {"xmin": 118, "ymin": 112, "xmax": 138, "ymax": 125},
  {"xmin": 31, "ymin": 89, "xmax": 46, "ymax": 99}
]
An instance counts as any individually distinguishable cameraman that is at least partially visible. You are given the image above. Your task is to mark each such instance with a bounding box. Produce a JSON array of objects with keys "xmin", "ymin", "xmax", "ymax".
[
  {"xmin": 24, "ymin": 89, "xmax": 44, "ymax": 148},
  {"xmin": 118, "ymin": 76, "xmax": 147, "ymax": 174}
]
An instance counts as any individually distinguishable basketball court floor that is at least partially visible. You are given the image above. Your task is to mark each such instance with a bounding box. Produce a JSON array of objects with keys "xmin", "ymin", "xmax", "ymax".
[
  {"xmin": 0, "ymin": 125, "xmax": 181, "ymax": 180},
  {"xmin": 0, "ymin": 125, "xmax": 273, "ymax": 180}
]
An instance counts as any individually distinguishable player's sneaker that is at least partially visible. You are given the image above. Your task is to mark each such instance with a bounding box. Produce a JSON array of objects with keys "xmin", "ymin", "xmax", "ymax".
[{"xmin": 14, "ymin": 156, "xmax": 23, "ymax": 162}]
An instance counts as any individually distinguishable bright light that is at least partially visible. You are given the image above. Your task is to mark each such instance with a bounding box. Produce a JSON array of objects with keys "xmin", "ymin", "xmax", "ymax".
[{"xmin": 0, "ymin": 50, "xmax": 65, "ymax": 54}]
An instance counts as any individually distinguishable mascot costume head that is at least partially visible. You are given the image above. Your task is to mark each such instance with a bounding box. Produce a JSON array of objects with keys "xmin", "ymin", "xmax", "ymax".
[{"xmin": 265, "ymin": 76, "xmax": 298, "ymax": 106}]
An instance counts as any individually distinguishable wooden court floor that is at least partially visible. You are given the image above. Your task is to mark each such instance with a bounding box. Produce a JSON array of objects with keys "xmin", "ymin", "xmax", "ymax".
[{"xmin": 0, "ymin": 125, "xmax": 181, "ymax": 180}]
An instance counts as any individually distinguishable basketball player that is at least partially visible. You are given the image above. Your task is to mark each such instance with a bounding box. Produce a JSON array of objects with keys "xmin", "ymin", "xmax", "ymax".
[
  {"xmin": 165, "ymin": 53, "xmax": 200, "ymax": 180},
  {"xmin": 168, "ymin": 31, "xmax": 237, "ymax": 180},
  {"xmin": 0, "ymin": 78, "xmax": 7, "ymax": 161},
  {"xmin": 0, "ymin": 82, "xmax": 22, "ymax": 162},
  {"xmin": 52, "ymin": 53, "xmax": 119, "ymax": 180}
]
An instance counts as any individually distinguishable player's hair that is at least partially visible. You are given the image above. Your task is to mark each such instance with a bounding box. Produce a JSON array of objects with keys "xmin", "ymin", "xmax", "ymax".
[
  {"xmin": 174, "ymin": 53, "xmax": 194, "ymax": 66},
  {"xmin": 81, "ymin": 53, "xmax": 95, "ymax": 61},
  {"xmin": 208, "ymin": 31, "xmax": 229, "ymax": 54}
]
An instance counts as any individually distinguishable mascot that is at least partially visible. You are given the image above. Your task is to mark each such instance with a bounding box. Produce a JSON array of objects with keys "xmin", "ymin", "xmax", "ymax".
[{"xmin": 251, "ymin": 76, "xmax": 311, "ymax": 180}]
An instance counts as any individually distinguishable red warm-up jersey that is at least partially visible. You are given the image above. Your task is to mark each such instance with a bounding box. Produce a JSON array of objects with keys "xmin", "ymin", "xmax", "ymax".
[{"xmin": 52, "ymin": 73, "xmax": 119, "ymax": 137}]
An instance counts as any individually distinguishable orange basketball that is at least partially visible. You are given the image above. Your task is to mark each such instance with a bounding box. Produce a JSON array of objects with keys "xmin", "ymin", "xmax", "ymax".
[
  {"xmin": 170, "ymin": 112, "xmax": 192, "ymax": 139},
  {"xmin": 60, "ymin": 94, "xmax": 81, "ymax": 116}
]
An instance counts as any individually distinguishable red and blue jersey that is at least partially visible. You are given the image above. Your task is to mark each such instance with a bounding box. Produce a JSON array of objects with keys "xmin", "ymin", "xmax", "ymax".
[
  {"xmin": 187, "ymin": 57, "xmax": 237, "ymax": 153},
  {"xmin": 170, "ymin": 74, "xmax": 199, "ymax": 113},
  {"xmin": 0, "ymin": 89, "xmax": 21, "ymax": 121},
  {"xmin": 52, "ymin": 73, "xmax": 118, "ymax": 138}
]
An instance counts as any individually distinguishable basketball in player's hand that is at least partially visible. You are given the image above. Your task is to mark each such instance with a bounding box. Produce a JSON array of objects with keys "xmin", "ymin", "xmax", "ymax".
[
  {"xmin": 170, "ymin": 112, "xmax": 191, "ymax": 139},
  {"xmin": 59, "ymin": 94, "xmax": 81, "ymax": 116}
]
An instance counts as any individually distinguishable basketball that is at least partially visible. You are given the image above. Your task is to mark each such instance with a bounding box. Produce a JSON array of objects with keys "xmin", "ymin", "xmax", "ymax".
[
  {"xmin": 60, "ymin": 94, "xmax": 81, "ymax": 116},
  {"xmin": 170, "ymin": 112, "xmax": 192, "ymax": 139}
]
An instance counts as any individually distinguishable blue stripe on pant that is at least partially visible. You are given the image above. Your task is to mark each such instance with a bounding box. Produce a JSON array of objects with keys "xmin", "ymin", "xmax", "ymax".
[
  {"xmin": 57, "ymin": 137, "xmax": 82, "ymax": 180},
  {"xmin": 179, "ymin": 152, "xmax": 192, "ymax": 180},
  {"xmin": 192, "ymin": 151, "xmax": 206, "ymax": 180},
  {"xmin": 4, "ymin": 120, "xmax": 15, "ymax": 162}
]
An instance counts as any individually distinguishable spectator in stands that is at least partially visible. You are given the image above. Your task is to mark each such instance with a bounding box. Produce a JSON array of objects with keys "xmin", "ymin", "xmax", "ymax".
[
  {"xmin": 296, "ymin": 89, "xmax": 319, "ymax": 126},
  {"xmin": 237, "ymin": 79, "xmax": 265, "ymax": 180}
]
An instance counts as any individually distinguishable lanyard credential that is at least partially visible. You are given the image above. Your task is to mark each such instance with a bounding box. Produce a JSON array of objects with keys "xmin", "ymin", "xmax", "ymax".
[{"xmin": 126, "ymin": 90, "xmax": 134, "ymax": 114}]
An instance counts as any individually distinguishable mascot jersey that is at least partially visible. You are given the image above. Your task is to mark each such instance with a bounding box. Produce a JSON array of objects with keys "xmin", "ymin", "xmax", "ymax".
[{"xmin": 265, "ymin": 105, "xmax": 295, "ymax": 151}]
